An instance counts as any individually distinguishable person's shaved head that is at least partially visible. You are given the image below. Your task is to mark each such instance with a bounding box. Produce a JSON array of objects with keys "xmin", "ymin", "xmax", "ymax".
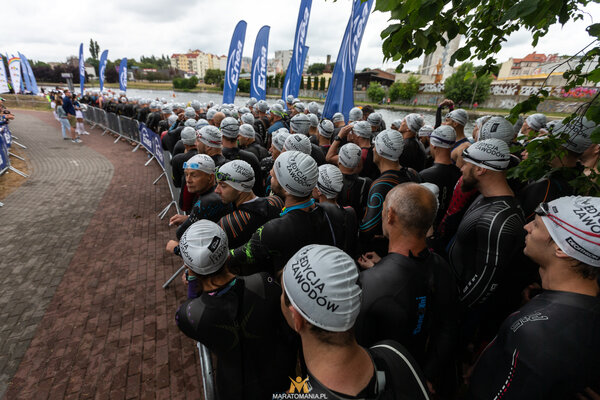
[
  {"xmin": 213, "ymin": 112, "xmax": 226, "ymax": 128},
  {"xmin": 385, "ymin": 183, "xmax": 437, "ymax": 237}
]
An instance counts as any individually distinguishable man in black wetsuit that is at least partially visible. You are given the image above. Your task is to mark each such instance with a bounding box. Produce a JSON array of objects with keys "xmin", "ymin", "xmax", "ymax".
[
  {"xmin": 316, "ymin": 119, "xmax": 334, "ymax": 156},
  {"xmin": 289, "ymin": 113, "xmax": 326, "ymax": 166},
  {"xmin": 166, "ymin": 154, "xmax": 231, "ymax": 244},
  {"xmin": 359, "ymin": 129, "xmax": 421, "ymax": 254},
  {"xmin": 468, "ymin": 196, "xmax": 600, "ymax": 399},
  {"xmin": 238, "ymin": 123, "xmax": 269, "ymax": 161},
  {"xmin": 170, "ymin": 127, "xmax": 198, "ymax": 188},
  {"xmin": 229, "ymin": 151, "xmax": 346, "ymax": 277},
  {"xmin": 174, "ymin": 220, "xmax": 297, "ymax": 400},
  {"xmin": 337, "ymin": 143, "xmax": 372, "ymax": 220},
  {"xmin": 449, "ymin": 139, "xmax": 526, "ymax": 341},
  {"xmin": 398, "ymin": 113, "xmax": 427, "ymax": 172},
  {"xmin": 518, "ymin": 116, "xmax": 595, "ymax": 222},
  {"xmin": 356, "ymin": 183, "xmax": 458, "ymax": 396},
  {"xmin": 327, "ymin": 121, "xmax": 378, "ymax": 181},
  {"xmin": 213, "ymin": 160, "xmax": 283, "ymax": 248},
  {"xmin": 419, "ymin": 125, "xmax": 461, "ymax": 227},
  {"xmin": 220, "ymin": 117, "xmax": 263, "ymax": 196},
  {"xmin": 280, "ymin": 245, "xmax": 431, "ymax": 399}
]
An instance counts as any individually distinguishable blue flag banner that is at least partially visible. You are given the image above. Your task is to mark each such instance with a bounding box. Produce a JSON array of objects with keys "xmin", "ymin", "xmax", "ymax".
[
  {"xmin": 20, "ymin": 54, "xmax": 39, "ymax": 95},
  {"xmin": 119, "ymin": 58, "xmax": 128, "ymax": 92},
  {"xmin": 250, "ymin": 25, "xmax": 270, "ymax": 101},
  {"xmin": 153, "ymin": 134, "xmax": 165, "ymax": 168},
  {"xmin": 323, "ymin": 0, "xmax": 374, "ymax": 120},
  {"xmin": 223, "ymin": 20, "xmax": 247, "ymax": 104},
  {"xmin": 79, "ymin": 43, "xmax": 85, "ymax": 95},
  {"xmin": 1, "ymin": 124, "xmax": 12, "ymax": 148},
  {"xmin": 0, "ymin": 131, "xmax": 8, "ymax": 173},
  {"xmin": 99, "ymin": 50, "xmax": 108, "ymax": 92},
  {"xmin": 139, "ymin": 123, "xmax": 154, "ymax": 152},
  {"xmin": 282, "ymin": 0, "xmax": 312, "ymax": 102},
  {"xmin": 18, "ymin": 56, "xmax": 32, "ymax": 93}
]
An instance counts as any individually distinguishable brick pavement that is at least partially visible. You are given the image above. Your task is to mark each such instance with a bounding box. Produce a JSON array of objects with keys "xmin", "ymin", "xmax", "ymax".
[{"xmin": 1, "ymin": 110, "xmax": 204, "ymax": 399}]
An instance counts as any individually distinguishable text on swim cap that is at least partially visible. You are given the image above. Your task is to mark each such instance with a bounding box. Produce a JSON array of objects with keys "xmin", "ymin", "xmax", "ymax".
[{"xmin": 291, "ymin": 254, "xmax": 339, "ymax": 312}]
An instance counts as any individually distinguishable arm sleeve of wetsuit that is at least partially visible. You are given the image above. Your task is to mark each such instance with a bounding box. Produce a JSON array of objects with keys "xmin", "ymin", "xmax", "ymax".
[
  {"xmin": 435, "ymin": 106, "xmax": 443, "ymax": 129},
  {"xmin": 424, "ymin": 257, "xmax": 460, "ymax": 383},
  {"xmin": 228, "ymin": 225, "xmax": 275, "ymax": 276},
  {"xmin": 218, "ymin": 211, "xmax": 252, "ymax": 246},
  {"xmin": 357, "ymin": 296, "xmax": 410, "ymax": 347},
  {"xmin": 358, "ymin": 181, "xmax": 383, "ymax": 240},
  {"xmin": 174, "ymin": 299, "xmax": 202, "ymax": 341},
  {"xmin": 460, "ymin": 210, "xmax": 525, "ymax": 308}
]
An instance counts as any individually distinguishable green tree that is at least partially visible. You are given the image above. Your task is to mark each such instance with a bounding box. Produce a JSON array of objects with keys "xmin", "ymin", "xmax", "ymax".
[
  {"xmin": 267, "ymin": 75, "xmax": 273, "ymax": 88},
  {"xmin": 327, "ymin": 77, "xmax": 331, "ymax": 89},
  {"xmin": 300, "ymin": 76, "xmax": 305, "ymax": 90},
  {"xmin": 238, "ymin": 79, "xmax": 250, "ymax": 93},
  {"xmin": 280, "ymin": 73, "xmax": 286, "ymax": 89},
  {"xmin": 388, "ymin": 75, "xmax": 421, "ymax": 102},
  {"xmin": 204, "ymin": 69, "xmax": 224, "ymax": 85},
  {"xmin": 307, "ymin": 63, "xmax": 326, "ymax": 75},
  {"xmin": 307, "ymin": 76, "xmax": 312, "ymax": 90},
  {"xmin": 319, "ymin": 77, "xmax": 326, "ymax": 91},
  {"xmin": 88, "ymin": 39, "xmax": 100, "ymax": 60},
  {"xmin": 367, "ymin": 82, "xmax": 386, "ymax": 103},
  {"xmin": 375, "ymin": 0, "xmax": 600, "ymax": 194},
  {"xmin": 443, "ymin": 63, "xmax": 492, "ymax": 106}
]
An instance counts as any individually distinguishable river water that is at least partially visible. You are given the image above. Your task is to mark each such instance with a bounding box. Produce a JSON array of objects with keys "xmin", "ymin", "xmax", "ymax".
[{"xmin": 76, "ymin": 86, "xmax": 475, "ymax": 135}]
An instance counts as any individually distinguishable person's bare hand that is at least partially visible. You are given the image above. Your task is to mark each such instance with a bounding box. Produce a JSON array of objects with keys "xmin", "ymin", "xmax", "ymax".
[
  {"xmin": 339, "ymin": 124, "xmax": 353, "ymax": 139},
  {"xmin": 439, "ymin": 99, "xmax": 454, "ymax": 108},
  {"xmin": 357, "ymin": 252, "xmax": 381, "ymax": 269},
  {"xmin": 166, "ymin": 240, "xmax": 179, "ymax": 254},
  {"xmin": 169, "ymin": 214, "xmax": 187, "ymax": 226}
]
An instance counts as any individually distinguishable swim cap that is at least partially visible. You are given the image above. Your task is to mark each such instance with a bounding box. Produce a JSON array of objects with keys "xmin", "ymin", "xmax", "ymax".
[
  {"xmin": 206, "ymin": 109, "xmax": 217, "ymax": 120},
  {"xmin": 197, "ymin": 126, "xmax": 222, "ymax": 148},
  {"xmin": 332, "ymin": 113, "xmax": 345, "ymax": 123},
  {"xmin": 184, "ymin": 107, "xmax": 196, "ymax": 119},
  {"xmin": 273, "ymin": 151, "xmax": 318, "ymax": 197},
  {"xmin": 184, "ymin": 118, "xmax": 197, "ymax": 127},
  {"xmin": 282, "ymin": 245, "xmax": 361, "ymax": 332},
  {"xmin": 290, "ymin": 113, "xmax": 311, "ymax": 135},
  {"xmin": 367, "ymin": 112, "xmax": 382, "ymax": 127},
  {"xmin": 181, "ymin": 127, "xmax": 197, "ymax": 146},
  {"xmin": 353, "ymin": 121, "xmax": 373, "ymax": 139},
  {"xmin": 462, "ymin": 138, "xmax": 510, "ymax": 171},
  {"xmin": 553, "ymin": 116, "xmax": 595, "ymax": 154},
  {"xmin": 349, "ymin": 107, "xmax": 363, "ymax": 122},
  {"xmin": 220, "ymin": 117, "xmax": 240, "ymax": 139},
  {"xmin": 284, "ymin": 134, "xmax": 312, "ymax": 155},
  {"xmin": 318, "ymin": 120, "xmax": 335, "ymax": 139},
  {"xmin": 538, "ymin": 196, "xmax": 600, "ymax": 267},
  {"xmin": 184, "ymin": 154, "xmax": 215, "ymax": 174},
  {"xmin": 429, "ymin": 125, "xmax": 456, "ymax": 149},
  {"xmin": 195, "ymin": 119, "xmax": 209, "ymax": 130},
  {"xmin": 308, "ymin": 113, "xmax": 319, "ymax": 128},
  {"xmin": 317, "ymin": 164, "xmax": 344, "ymax": 199},
  {"xmin": 272, "ymin": 130, "xmax": 291, "ymax": 152},
  {"xmin": 338, "ymin": 143, "xmax": 362, "ymax": 169},
  {"xmin": 308, "ymin": 102, "xmax": 320, "ymax": 115},
  {"xmin": 374, "ymin": 129, "xmax": 404, "ymax": 161},
  {"xmin": 418, "ymin": 125, "xmax": 434, "ymax": 138},
  {"xmin": 447, "ymin": 109, "xmax": 468, "ymax": 126},
  {"xmin": 405, "ymin": 113, "xmax": 425, "ymax": 133},
  {"xmin": 241, "ymin": 113, "xmax": 254, "ymax": 125},
  {"xmin": 216, "ymin": 160, "xmax": 255, "ymax": 192},
  {"xmin": 526, "ymin": 113, "xmax": 547, "ymax": 132},
  {"xmin": 478, "ymin": 116, "xmax": 514, "ymax": 144},
  {"xmin": 179, "ymin": 220, "xmax": 229, "ymax": 275},
  {"xmin": 239, "ymin": 123, "xmax": 255, "ymax": 139}
]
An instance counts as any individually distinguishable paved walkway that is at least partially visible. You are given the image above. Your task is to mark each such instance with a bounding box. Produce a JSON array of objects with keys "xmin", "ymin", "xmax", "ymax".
[{"xmin": 1, "ymin": 110, "xmax": 203, "ymax": 399}]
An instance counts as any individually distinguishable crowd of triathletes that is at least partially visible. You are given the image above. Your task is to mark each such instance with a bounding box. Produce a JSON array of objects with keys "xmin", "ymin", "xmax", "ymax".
[{"xmin": 77, "ymin": 91, "xmax": 599, "ymax": 399}]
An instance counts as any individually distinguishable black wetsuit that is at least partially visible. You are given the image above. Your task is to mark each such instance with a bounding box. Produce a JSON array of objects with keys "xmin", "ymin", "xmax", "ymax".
[
  {"xmin": 172, "ymin": 140, "xmax": 185, "ymax": 156},
  {"xmin": 254, "ymin": 119, "xmax": 269, "ymax": 147},
  {"xmin": 399, "ymin": 136, "xmax": 426, "ymax": 172},
  {"xmin": 310, "ymin": 144, "xmax": 326, "ymax": 166},
  {"xmin": 355, "ymin": 249, "xmax": 459, "ymax": 387},
  {"xmin": 317, "ymin": 202, "xmax": 359, "ymax": 258},
  {"xmin": 517, "ymin": 166, "xmax": 582, "ymax": 223},
  {"xmin": 171, "ymin": 149, "xmax": 197, "ymax": 188},
  {"xmin": 242, "ymin": 141, "xmax": 269, "ymax": 161},
  {"xmin": 338, "ymin": 174, "xmax": 372, "ymax": 225},
  {"xmin": 229, "ymin": 204, "xmax": 345, "ymax": 277},
  {"xmin": 162, "ymin": 126, "xmax": 183, "ymax": 154},
  {"xmin": 419, "ymin": 162, "xmax": 462, "ymax": 227},
  {"xmin": 468, "ymin": 290, "xmax": 600, "ymax": 399},
  {"xmin": 359, "ymin": 146, "xmax": 380, "ymax": 181},
  {"xmin": 359, "ymin": 168, "xmax": 420, "ymax": 253},
  {"xmin": 176, "ymin": 273, "xmax": 298, "ymax": 400},
  {"xmin": 222, "ymin": 147, "xmax": 263, "ymax": 196},
  {"xmin": 175, "ymin": 189, "xmax": 232, "ymax": 239},
  {"xmin": 136, "ymin": 107, "xmax": 150, "ymax": 123},
  {"xmin": 218, "ymin": 196, "xmax": 284, "ymax": 249},
  {"xmin": 298, "ymin": 340, "xmax": 430, "ymax": 400}
]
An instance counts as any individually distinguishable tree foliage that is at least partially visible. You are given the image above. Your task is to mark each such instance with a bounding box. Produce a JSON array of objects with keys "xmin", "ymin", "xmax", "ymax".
[
  {"xmin": 319, "ymin": 77, "xmax": 326, "ymax": 91},
  {"xmin": 204, "ymin": 69, "xmax": 225, "ymax": 85},
  {"xmin": 307, "ymin": 63, "xmax": 326, "ymax": 75},
  {"xmin": 367, "ymin": 82, "xmax": 386, "ymax": 103},
  {"xmin": 388, "ymin": 75, "xmax": 421, "ymax": 101},
  {"xmin": 238, "ymin": 78, "xmax": 251, "ymax": 93},
  {"xmin": 88, "ymin": 39, "xmax": 100, "ymax": 60},
  {"xmin": 173, "ymin": 76, "xmax": 198, "ymax": 90},
  {"xmin": 444, "ymin": 63, "xmax": 493, "ymax": 105}
]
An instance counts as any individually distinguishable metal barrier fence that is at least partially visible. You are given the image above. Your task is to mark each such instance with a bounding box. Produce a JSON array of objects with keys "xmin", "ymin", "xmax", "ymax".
[{"xmin": 82, "ymin": 106, "xmax": 216, "ymax": 399}]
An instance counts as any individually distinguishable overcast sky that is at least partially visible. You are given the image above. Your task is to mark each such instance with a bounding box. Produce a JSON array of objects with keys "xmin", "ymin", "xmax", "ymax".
[{"xmin": 5, "ymin": 0, "xmax": 599, "ymax": 71}]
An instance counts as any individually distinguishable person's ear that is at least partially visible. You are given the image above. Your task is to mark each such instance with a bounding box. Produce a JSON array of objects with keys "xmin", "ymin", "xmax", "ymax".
[{"xmin": 290, "ymin": 306, "xmax": 306, "ymax": 333}]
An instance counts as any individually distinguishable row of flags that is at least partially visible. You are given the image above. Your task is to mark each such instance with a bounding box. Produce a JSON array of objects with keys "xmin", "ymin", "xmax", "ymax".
[
  {"xmin": 4, "ymin": 0, "xmax": 374, "ymax": 120},
  {"xmin": 223, "ymin": 0, "xmax": 374, "ymax": 120}
]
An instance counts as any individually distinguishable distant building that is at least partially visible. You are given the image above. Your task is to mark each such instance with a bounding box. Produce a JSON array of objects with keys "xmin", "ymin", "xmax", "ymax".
[
  {"xmin": 419, "ymin": 35, "xmax": 462, "ymax": 82},
  {"xmin": 394, "ymin": 73, "xmax": 435, "ymax": 84},
  {"xmin": 354, "ymin": 68, "xmax": 395, "ymax": 90},
  {"xmin": 497, "ymin": 52, "xmax": 559, "ymax": 79},
  {"xmin": 170, "ymin": 50, "xmax": 227, "ymax": 78},
  {"xmin": 273, "ymin": 50, "xmax": 309, "ymax": 74}
]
